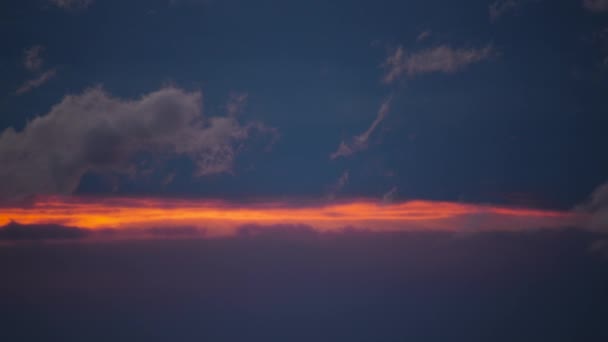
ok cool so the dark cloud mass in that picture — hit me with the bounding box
[0,87,276,200]
[0,221,88,241]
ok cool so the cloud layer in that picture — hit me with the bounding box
[0,87,276,200]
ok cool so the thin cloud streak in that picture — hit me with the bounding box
[383,45,495,83]
[15,69,57,95]
[331,96,392,159]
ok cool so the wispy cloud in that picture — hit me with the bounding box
[50,0,94,10]
[328,170,350,200]
[382,186,398,203]
[575,181,608,232]
[15,69,57,95]
[416,30,432,42]
[583,0,608,12]
[226,92,248,117]
[330,96,392,159]
[382,45,494,84]
[489,0,520,21]
[23,45,45,72]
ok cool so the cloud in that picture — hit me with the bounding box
[0,221,88,241]
[416,30,432,42]
[383,45,495,84]
[0,86,276,200]
[50,0,94,10]
[15,69,57,95]
[23,45,45,72]
[226,92,248,117]
[575,181,608,232]
[489,0,519,21]
[169,0,213,7]
[583,0,608,12]
[328,170,350,199]
[330,96,392,159]
[382,186,398,203]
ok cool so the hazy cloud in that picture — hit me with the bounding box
[331,96,392,159]
[382,186,398,203]
[15,69,57,95]
[489,0,519,21]
[328,170,350,199]
[583,0,608,12]
[226,92,248,117]
[576,181,608,232]
[416,30,432,42]
[23,45,44,72]
[383,45,494,84]
[50,0,94,10]
[0,86,276,200]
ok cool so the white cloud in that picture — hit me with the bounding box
[0,86,276,200]
[330,96,392,159]
[15,69,57,95]
[583,0,608,12]
[383,45,494,84]
[23,45,44,72]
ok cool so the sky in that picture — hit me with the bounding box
[1,1,608,340]
[1,0,608,234]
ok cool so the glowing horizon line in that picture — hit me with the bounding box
[0,196,585,236]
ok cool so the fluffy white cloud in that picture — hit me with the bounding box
[383,45,494,84]
[0,87,276,200]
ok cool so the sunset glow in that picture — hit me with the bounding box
[0,196,584,237]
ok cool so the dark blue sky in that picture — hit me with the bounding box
[1,0,608,209]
